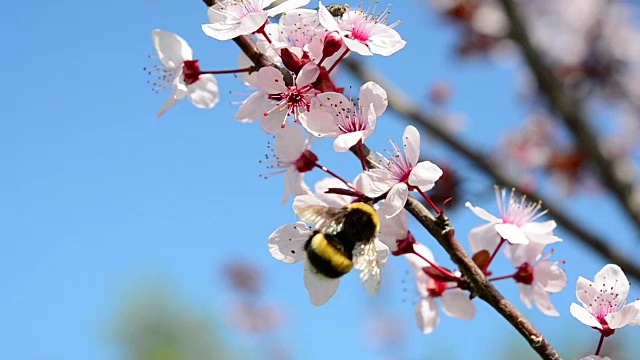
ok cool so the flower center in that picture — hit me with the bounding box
[182,60,202,85]
[427,278,446,297]
[342,3,399,44]
[495,187,547,227]
[380,140,412,183]
[513,262,534,285]
[589,279,626,322]
[295,150,318,173]
[265,84,316,128]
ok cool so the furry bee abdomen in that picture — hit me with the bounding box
[305,233,353,278]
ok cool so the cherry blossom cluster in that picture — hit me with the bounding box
[147,0,640,357]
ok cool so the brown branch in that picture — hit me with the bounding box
[351,144,560,360]
[405,199,560,360]
[341,58,640,284]
[496,0,640,236]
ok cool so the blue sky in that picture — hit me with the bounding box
[1,1,639,359]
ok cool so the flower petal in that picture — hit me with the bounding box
[441,289,476,320]
[314,177,351,208]
[535,261,567,293]
[358,81,388,117]
[299,110,341,137]
[532,284,559,316]
[275,125,306,161]
[333,131,364,152]
[576,276,597,308]
[415,298,439,334]
[519,284,533,309]
[283,167,312,205]
[503,242,545,266]
[187,74,220,109]
[384,183,409,218]
[292,194,327,217]
[468,223,500,254]
[257,66,288,94]
[267,0,311,17]
[260,110,288,134]
[606,303,639,329]
[408,161,443,189]
[570,303,602,328]
[157,94,181,118]
[402,125,420,166]
[236,12,270,37]
[465,202,501,223]
[367,27,406,56]
[343,37,373,56]
[268,222,311,263]
[304,261,340,306]
[521,220,557,234]
[236,91,268,122]
[151,29,192,68]
[495,223,529,245]
[317,1,341,32]
[296,62,320,87]
[405,242,436,275]
[594,264,630,300]
[355,169,397,197]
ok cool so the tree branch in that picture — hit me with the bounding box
[341,57,640,284]
[496,0,640,236]
[351,144,560,360]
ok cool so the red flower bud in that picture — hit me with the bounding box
[322,31,343,59]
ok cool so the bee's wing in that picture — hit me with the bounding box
[296,205,345,232]
[353,240,382,296]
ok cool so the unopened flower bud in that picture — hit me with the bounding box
[322,31,343,59]
[280,48,309,74]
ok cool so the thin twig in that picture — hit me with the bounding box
[341,58,640,283]
[496,0,640,236]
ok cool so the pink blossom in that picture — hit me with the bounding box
[235,62,320,134]
[406,243,475,334]
[264,125,316,204]
[149,30,219,117]
[504,242,567,316]
[570,264,640,335]
[466,187,562,247]
[356,125,443,217]
[318,1,406,56]
[299,81,388,152]
[202,0,311,41]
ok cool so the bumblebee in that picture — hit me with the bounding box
[297,202,383,295]
[326,4,348,18]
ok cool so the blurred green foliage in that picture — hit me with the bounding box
[112,283,244,360]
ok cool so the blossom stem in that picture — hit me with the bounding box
[595,333,605,355]
[326,48,350,74]
[315,163,363,196]
[412,250,458,280]
[415,187,442,215]
[484,238,507,273]
[255,27,272,44]
[488,274,515,282]
[356,140,367,171]
[201,66,254,75]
